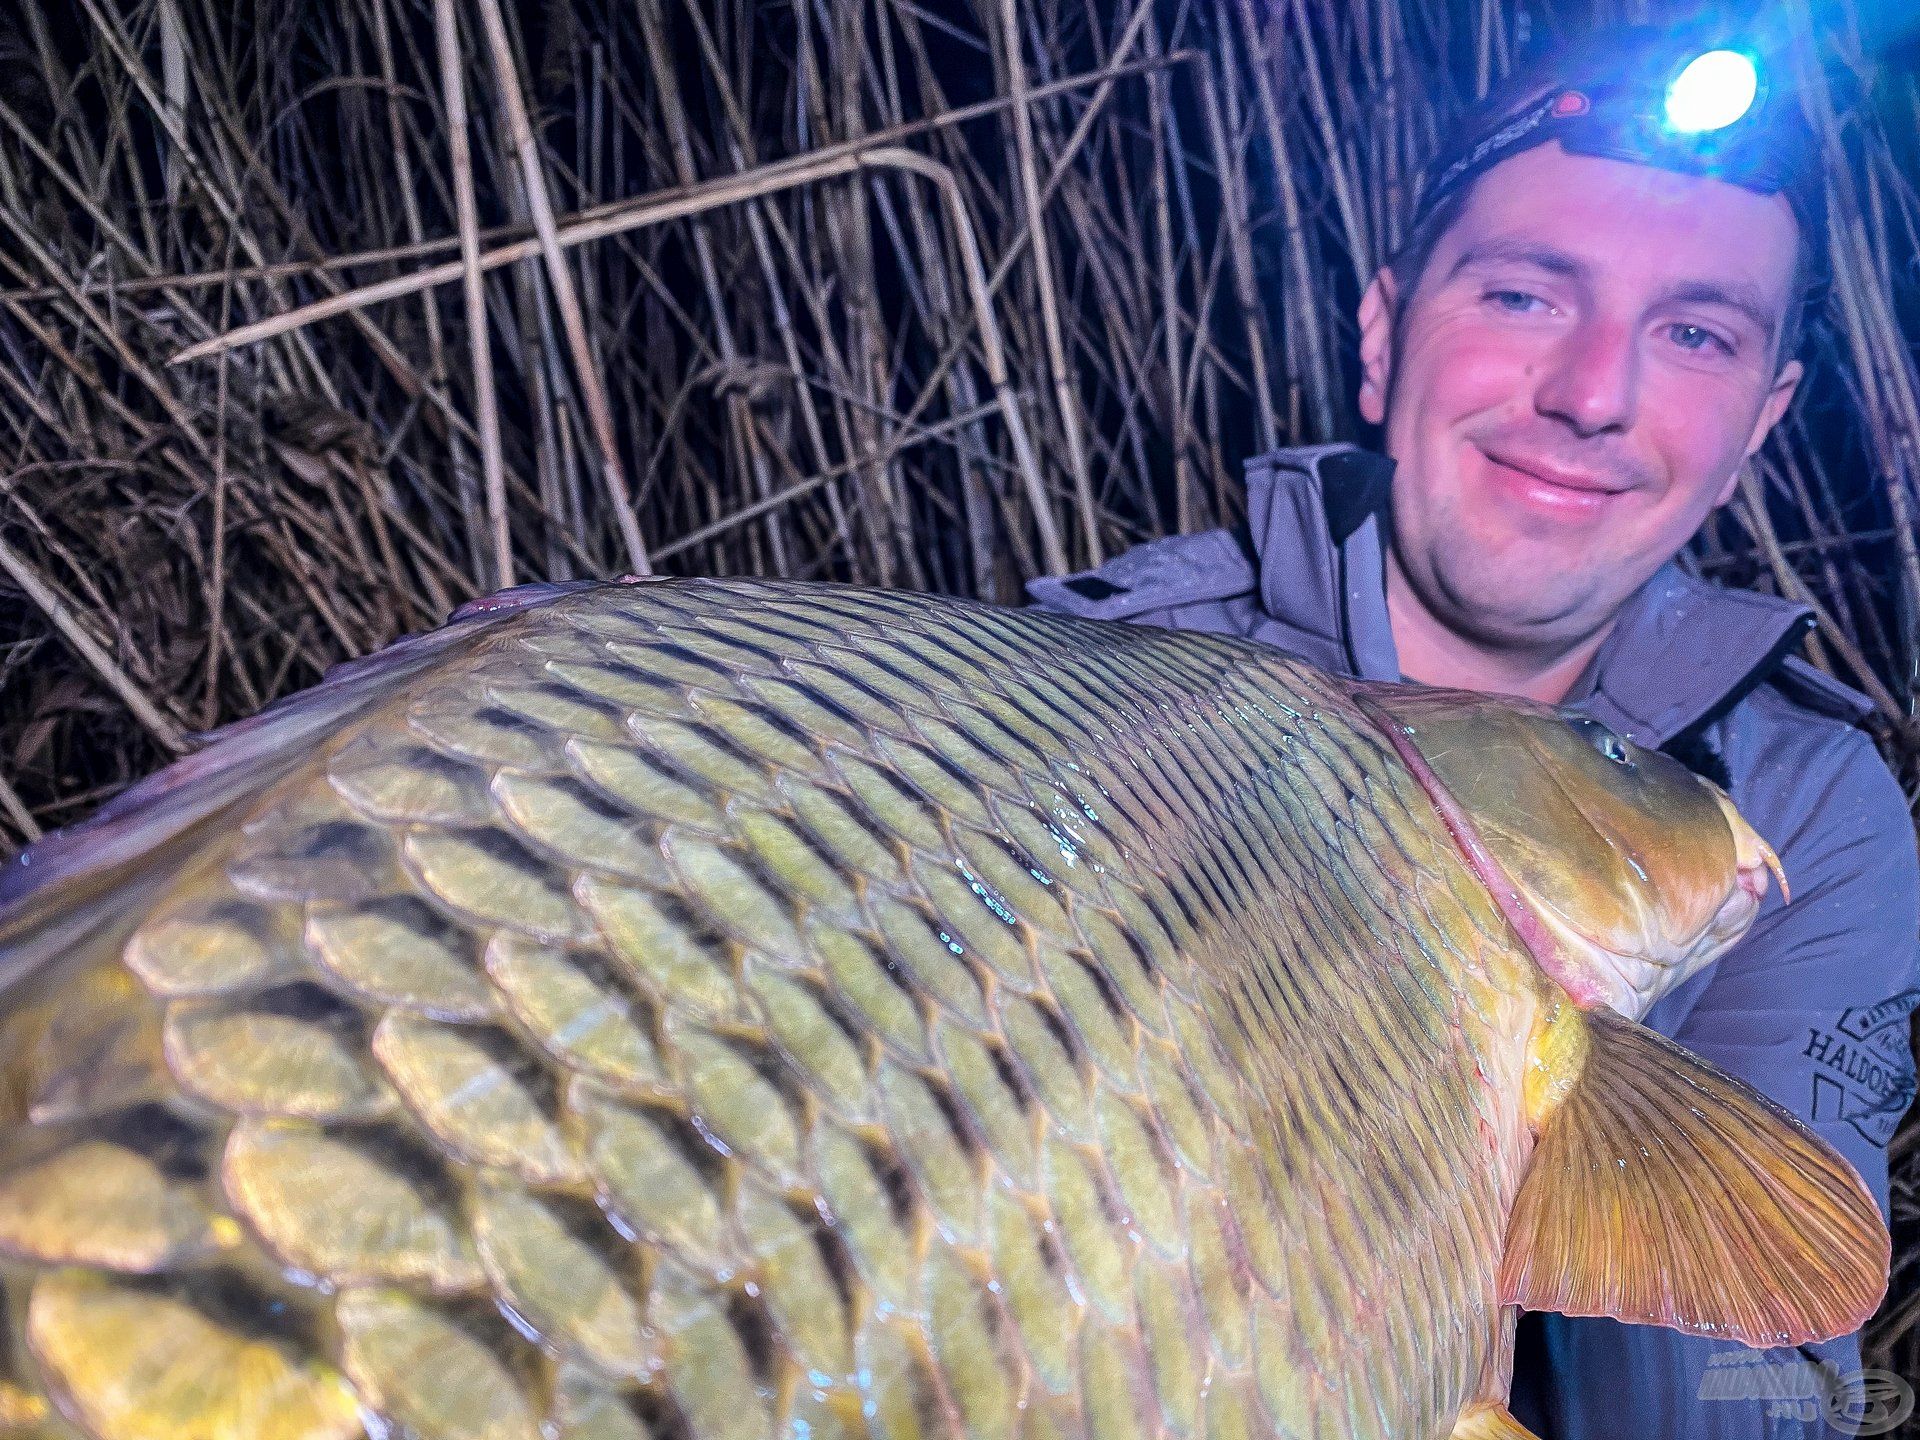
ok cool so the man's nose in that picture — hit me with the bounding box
[1535,318,1639,436]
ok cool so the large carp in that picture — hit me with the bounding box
[0,579,1886,1440]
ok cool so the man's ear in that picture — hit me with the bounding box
[1358,268,1399,426]
[1716,358,1804,505]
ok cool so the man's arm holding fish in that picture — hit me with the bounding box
[1512,715,1920,1439]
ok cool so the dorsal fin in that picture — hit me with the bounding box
[1501,1006,1888,1346]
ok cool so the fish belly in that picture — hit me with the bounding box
[0,580,1533,1440]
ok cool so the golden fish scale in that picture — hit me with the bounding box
[0,580,1537,1440]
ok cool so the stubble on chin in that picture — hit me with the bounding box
[1423,532,1608,644]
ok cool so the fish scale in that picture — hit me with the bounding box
[0,577,1885,1440]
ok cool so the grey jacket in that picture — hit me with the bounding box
[1028,443,1920,1440]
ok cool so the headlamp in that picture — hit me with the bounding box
[1422,37,1793,204]
[1663,49,1761,134]
[1408,25,1829,324]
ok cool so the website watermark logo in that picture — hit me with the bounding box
[1699,1353,1914,1436]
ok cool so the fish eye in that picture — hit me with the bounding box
[1569,716,1634,767]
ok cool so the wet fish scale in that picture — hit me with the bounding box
[0,577,1775,1440]
[468,1174,658,1380]
[162,985,390,1120]
[483,935,666,1094]
[491,770,675,886]
[125,894,304,997]
[911,854,1036,990]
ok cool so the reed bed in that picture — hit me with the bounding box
[3,0,1919,1378]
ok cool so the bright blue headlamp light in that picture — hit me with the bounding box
[1664,49,1761,134]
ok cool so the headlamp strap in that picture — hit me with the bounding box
[1426,87,1574,203]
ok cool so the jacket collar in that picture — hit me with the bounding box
[1243,443,1819,747]
[1241,444,1401,683]
[1569,563,1815,745]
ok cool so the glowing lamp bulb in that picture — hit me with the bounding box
[1664,49,1759,134]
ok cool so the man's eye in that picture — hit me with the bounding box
[1487,289,1549,314]
[1667,322,1733,356]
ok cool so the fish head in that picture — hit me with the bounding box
[1358,687,1782,1019]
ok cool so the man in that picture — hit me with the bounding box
[1029,26,1919,1439]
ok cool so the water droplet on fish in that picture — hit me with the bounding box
[499,1302,543,1345]
[956,860,1017,926]
[689,1114,734,1159]
[1046,823,1080,868]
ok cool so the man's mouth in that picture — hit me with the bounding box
[1479,445,1638,513]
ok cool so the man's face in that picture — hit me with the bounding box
[1358,142,1804,657]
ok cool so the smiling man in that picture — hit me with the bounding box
[1031,25,1919,1439]
[1364,139,1804,707]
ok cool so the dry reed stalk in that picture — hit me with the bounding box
[432,0,511,588]
[472,0,648,575]
[169,143,1066,572]
[995,0,1099,564]
[0,534,186,754]
[0,768,39,844]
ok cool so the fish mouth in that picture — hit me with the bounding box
[1503,790,1782,1018]
[1511,882,1762,1020]
[1711,784,1788,907]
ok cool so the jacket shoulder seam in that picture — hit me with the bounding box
[1025,529,1256,621]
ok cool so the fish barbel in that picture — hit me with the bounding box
[0,578,1886,1440]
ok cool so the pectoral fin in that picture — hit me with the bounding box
[1501,1006,1888,1346]
[1450,1404,1540,1440]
